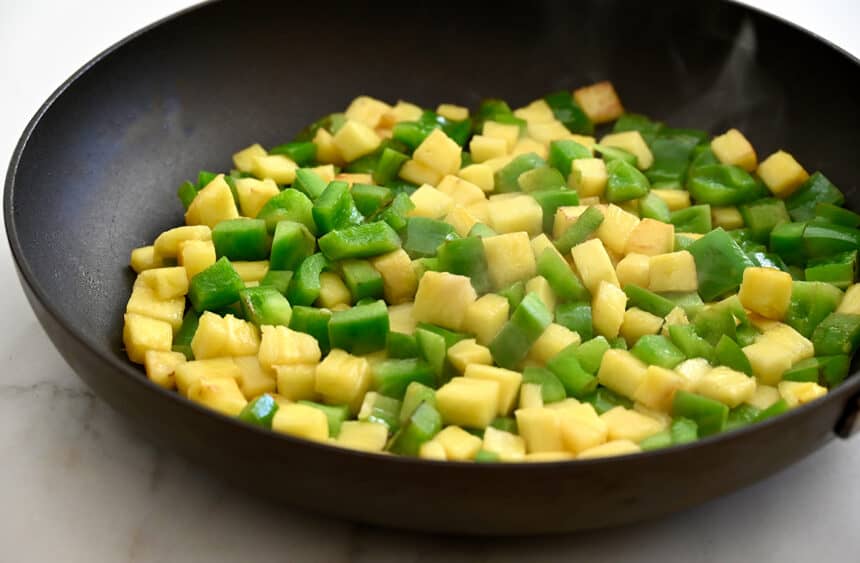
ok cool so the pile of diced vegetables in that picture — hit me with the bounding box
[123,80,860,462]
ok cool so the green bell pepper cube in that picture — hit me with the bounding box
[371,359,435,399]
[196,170,218,188]
[256,187,316,234]
[172,309,200,359]
[269,141,317,166]
[572,336,611,374]
[782,358,820,383]
[611,337,628,350]
[546,345,598,398]
[787,355,850,387]
[400,382,437,424]
[351,184,394,218]
[344,152,379,174]
[805,250,856,288]
[495,153,547,193]
[298,400,349,437]
[754,399,788,422]
[293,168,328,200]
[413,257,439,279]
[489,292,553,369]
[403,217,458,258]
[498,280,526,311]
[747,251,789,271]
[416,323,469,349]
[670,417,698,444]
[372,147,410,186]
[785,172,844,221]
[318,221,402,261]
[270,221,315,271]
[670,204,712,234]
[693,306,736,346]
[581,386,633,414]
[554,205,604,254]
[735,324,760,347]
[631,335,685,369]
[802,222,860,259]
[287,253,329,306]
[522,366,567,403]
[531,189,580,233]
[468,223,498,238]
[312,180,362,234]
[645,134,698,188]
[554,302,593,341]
[474,449,501,463]
[392,121,437,151]
[436,237,492,294]
[328,300,389,355]
[812,312,860,356]
[639,430,673,451]
[188,257,245,312]
[237,394,279,428]
[259,270,293,295]
[415,328,448,382]
[548,139,592,178]
[688,147,720,171]
[489,416,518,434]
[537,248,589,302]
[612,113,664,145]
[661,291,705,317]
[594,144,637,167]
[784,281,844,338]
[738,198,790,243]
[292,112,344,142]
[380,192,415,232]
[686,164,759,205]
[340,259,384,302]
[211,218,270,261]
[239,286,292,327]
[814,202,860,228]
[674,234,697,251]
[672,391,728,436]
[639,191,672,223]
[769,221,808,265]
[387,331,418,359]
[388,401,443,456]
[605,159,650,203]
[518,167,566,192]
[288,305,331,353]
[663,127,709,144]
[177,180,197,210]
[726,403,761,431]
[668,325,715,362]
[544,91,594,135]
[687,228,755,301]
[714,335,752,375]
[623,284,676,317]
[358,393,401,433]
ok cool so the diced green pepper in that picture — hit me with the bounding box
[292,168,328,200]
[639,191,672,223]
[400,382,437,424]
[188,257,245,312]
[581,386,632,414]
[785,281,844,338]
[239,286,292,327]
[639,430,672,451]
[554,302,593,341]
[468,223,497,238]
[351,184,394,217]
[687,228,754,301]
[489,416,518,434]
[340,259,384,302]
[371,359,435,399]
[387,331,418,359]
[259,270,293,295]
[726,403,761,431]
[769,221,808,265]
[785,172,844,221]
[546,345,598,398]
[522,366,567,403]
[670,417,698,444]
[802,222,860,259]
[548,139,592,178]
[495,153,546,193]
[814,203,860,228]
[544,91,594,135]
[805,250,856,288]
[518,168,566,192]
[256,187,316,234]
[269,141,317,166]
[645,134,698,188]
[672,391,728,436]
[237,394,279,428]
[686,164,759,205]
[269,220,315,271]
[738,198,790,243]
[404,217,458,258]
[489,292,553,369]
[605,159,650,203]
[668,324,714,362]
[328,300,389,355]
[313,181,362,234]
[211,218,272,261]
[388,402,443,456]
[288,305,331,353]
[661,291,705,317]
[670,204,712,234]
[537,248,589,302]
[812,312,860,356]
[623,284,677,318]
[612,113,664,145]
[571,336,611,374]
[498,280,525,311]
[372,147,410,186]
[754,399,788,422]
[380,192,415,232]
[296,400,349,437]
[554,205,604,254]
[784,355,850,387]
[531,189,580,233]
[594,144,637,167]
[287,253,329,306]
[177,180,197,210]
[415,328,448,382]
[693,305,736,346]
[714,335,752,375]
[358,393,401,433]
[436,237,492,294]
[474,449,500,463]
[318,221,402,261]
[172,309,200,359]
[631,335,685,369]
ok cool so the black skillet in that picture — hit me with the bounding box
[6,0,860,535]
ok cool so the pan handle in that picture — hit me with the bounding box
[835,393,860,438]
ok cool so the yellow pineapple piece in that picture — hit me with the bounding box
[310,164,336,183]
[251,154,298,184]
[336,420,388,452]
[232,143,267,173]
[232,261,268,283]
[408,184,455,219]
[711,128,757,171]
[399,159,442,186]
[619,307,663,344]
[385,100,423,124]
[569,158,608,198]
[447,339,493,374]
[413,128,462,176]
[601,406,664,442]
[595,203,640,255]
[553,205,589,239]
[312,128,344,165]
[185,175,239,228]
[174,357,239,396]
[661,306,690,337]
[571,238,619,293]
[419,440,448,460]
[527,120,571,145]
[633,365,684,411]
[465,199,490,223]
[615,253,651,288]
[369,249,417,305]
[178,239,216,280]
[514,99,556,123]
[482,232,537,290]
[487,194,543,236]
[625,219,675,256]
[345,96,392,128]
[711,206,745,230]
[778,381,827,407]
[482,426,526,461]
[258,325,321,372]
[525,276,556,314]
[125,281,184,332]
[187,376,248,416]
[757,150,809,198]
[436,376,500,428]
[600,131,653,169]
[470,135,508,163]
[445,206,481,238]
[153,225,212,259]
[482,155,515,173]
[130,245,161,273]
[235,177,279,218]
[515,407,564,453]
[592,281,628,339]
[143,350,186,390]
[413,271,478,331]
[436,174,486,206]
[675,358,712,390]
[651,188,691,211]
[316,272,351,309]
[527,323,580,365]
[519,383,544,409]
[556,403,608,454]
[648,251,698,293]
[837,283,860,314]
[387,302,416,335]
[314,349,371,413]
[233,355,276,399]
[191,312,260,360]
[577,439,641,459]
[464,364,523,415]
[332,120,381,162]
[483,121,520,152]
[531,233,565,263]
[597,349,648,399]
[435,426,483,461]
[436,103,469,121]
[271,403,329,441]
[275,364,318,401]
[458,163,494,192]
[738,267,792,320]
[462,294,510,345]
[512,138,549,159]
[573,81,624,124]
[694,366,756,408]
[746,384,780,410]
[139,266,189,299]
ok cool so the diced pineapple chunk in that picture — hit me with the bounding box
[331,120,381,162]
[185,175,239,228]
[592,281,628,339]
[458,163,494,192]
[387,302,416,335]
[233,355,276,399]
[695,366,756,408]
[436,103,469,121]
[272,403,329,441]
[235,177,279,218]
[386,100,423,124]
[601,406,664,442]
[482,155,515,173]
[413,128,462,176]
[711,206,745,230]
[557,403,608,453]
[465,199,490,223]
[470,135,508,163]
[370,249,418,305]
[742,341,792,386]
[312,128,344,165]
[419,440,448,460]
[144,350,186,389]
[187,376,248,416]
[569,158,608,198]
[746,384,780,410]
[437,377,500,429]
[633,365,684,411]
[408,184,455,219]
[710,128,757,171]
[837,284,860,314]
[514,99,556,123]
[232,143,267,173]
[597,349,648,399]
[251,154,298,184]
[345,96,392,128]
[552,205,589,239]
[447,339,493,374]
[316,272,351,309]
[577,439,641,459]
[527,120,571,145]
[625,219,674,256]
[275,364,318,401]
[571,238,619,293]
[436,175,486,206]
[464,364,523,415]
[314,349,370,413]
[528,323,580,365]
[139,266,189,299]
[515,407,564,453]
[595,204,640,255]
[512,138,549,159]
[190,312,259,360]
[487,194,544,236]
[648,251,698,293]
[413,271,478,331]
[178,239,216,280]
[232,261,268,283]
[573,81,624,124]
[778,381,827,407]
[757,150,809,198]
[309,164,336,183]
[482,232,537,290]
[336,420,388,452]
[525,276,556,314]
[738,267,792,320]
[651,188,691,211]
[258,325,321,371]
[482,426,526,461]
[445,206,480,238]
[462,294,510,345]
[130,245,161,273]
[483,121,520,151]
[174,357,240,396]
[519,383,544,409]
[399,159,442,186]
[619,307,663,344]
[615,253,651,288]
[600,131,653,170]
[675,358,712,390]
[126,281,184,331]
[435,426,483,461]
[153,225,212,259]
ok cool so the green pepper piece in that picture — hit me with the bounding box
[687,228,754,301]
[318,222,402,261]
[313,181,362,234]
[436,237,492,294]
[737,198,790,243]
[269,141,317,166]
[416,323,469,349]
[661,291,705,318]
[403,217,458,258]
[537,248,589,302]
[781,358,820,383]
[623,284,676,317]
[812,312,860,356]
[328,300,389,355]
[495,153,547,193]
[805,250,856,288]
[400,382,437,424]
[292,112,345,142]
[521,366,567,403]
[372,147,410,186]
[662,127,709,145]
[298,400,349,437]
[714,335,752,375]
[639,430,672,451]
[351,184,394,218]
[237,394,279,428]
[531,189,580,233]
[292,168,328,200]
[594,144,637,167]
[554,302,593,341]
[340,259,384,302]
[544,91,594,135]
[196,170,218,188]
[379,192,415,232]
[546,345,598,398]
[497,281,525,311]
[474,449,500,463]
[687,147,719,172]
[686,164,759,205]
[672,391,728,436]
[802,222,860,259]
[645,134,698,188]
[630,335,685,369]
[468,223,498,238]
[554,205,604,254]
[489,292,553,369]
[518,167,565,193]
[813,203,860,228]
[754,399,788,422]
[388,402,443,456]
[670,417,698,444]
[287,253,329,306]
[357,393,401,433]
[288,305,331,353]
[177,180,197,210]
[371,359,435,399]
[668,325,714,362]
[547,139,592,179]
[415,328,448,382]
[784,281,844,338]
[256,187,316,234]
[769,221,808,265]
[239,286,292,327]
[693,306,736,346]
[784,172,845,221]
[572,336,611,374]
[639,192,672,223]
[734,324,760,347]
[674,234,696,251]
[270,221,315,271]
[489,416,518,434]
[581,386,633,414]
[387,332,418,359]
[611,337,628,350]
[392,121,437,151]
[726,404,761,431]
[670,204,712,234]
[259,270,293,295]
[442,118,472,147]
[188,257,245,312]
[612,113,664,144]
[172,309,200,360]
[605,159,650,203]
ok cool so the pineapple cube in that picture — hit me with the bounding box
[413,128,462,176]
[592,280,628,339]
[233,355,276,399]
[633,365,685,411]
[144,350,186,390]
[235,177,279,218]
[763,324,814,363]
[458,163,494,192]
[462,294,510,345]
[251,154,298,184]
[312,128,344,165]
[601,406,664,442]
[464,364,523,415]
[408,184,454,219]
[695,366,756,408]
[487,194,544,236]
[711,129,757,172]
[139,267,189,299]
[577,439,641,459]
[191,312,260,360]
[483,121,520,151]
[310,164,336,183]
[600,131,653,170]
[573,81,624,124]
[553,205,589,239]
[569,158,608,198]
[130,245,161,273]
[465,199,490,223]
[482,426,526,461]
[738,267,792,320]
[435,426,483,461]
[126,282,184,331]
[258,325,321,371]
[648,251,698,293]
[758,150,809,198]
[675,358,712,390]
[742,341,792,386]
[711,206,745,230]
[619,307,663,344]
[436,175,486,206]
[778,381,827,407]
[634,403,672,428]
[387,302,416,334]
[370,249,418,305]
[332,120,381,162]
[595,204,640,255]
[615,253,651,288]
[232,261,269,283]
[232,143,267,173]
[527,323,580,365]
[528,120,571,145]
[419,440,448,460]
[413,271,478,331]
[525,276,556,314]
[386,100,423,124]
[445,206,481,238]
[515,407,564,453]
[746,384,781,410]
[336,171,374,187]
[271,403,329,441]
[400,159,442,186]
[447,339,493,374]
[470,135,508,162]
[512,138,549,159]
[597,349,648,399]
[513,99,556,123]
[482,155,515,173]
[572,238,619,293]
[557,403,608,454]
[185,175,239,228]
[661,307,689,338]
[651,188,691,210]
[345,96,392,128]
[275,364,318,401]
[625,219,675,256]
[436,377,500,428]
[436,103,469,121]
[314,349,371,413]
[316,272,351,309]
[837,284,860,314]
[153,225,212,258]
[178,239,216,280]
[530,233,563,262]
[187,376,248,416]
[482,232,537,289]
[174,357,240,396]
[336,420,388,452]
[519,383,544,409]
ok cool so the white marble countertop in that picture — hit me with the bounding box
[2,1,860,561]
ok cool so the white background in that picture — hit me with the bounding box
[1,1,859,561]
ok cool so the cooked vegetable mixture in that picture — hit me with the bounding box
[124,81,860,462]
